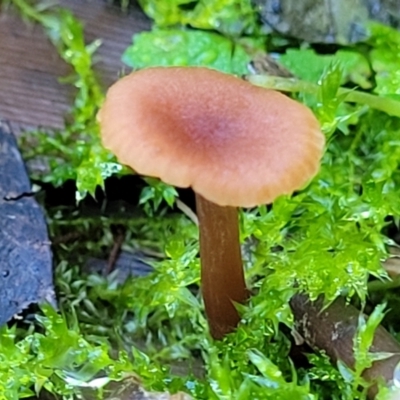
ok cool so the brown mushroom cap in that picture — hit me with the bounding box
[99,67,325,207]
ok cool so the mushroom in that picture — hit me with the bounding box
[98,66,325,339]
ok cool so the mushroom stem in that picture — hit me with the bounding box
[195,193,248,339]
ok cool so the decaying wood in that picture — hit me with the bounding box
[39,374,194,400]
[291,294,400,398]
[0,0,150,132]
[0,121,55,323]
[102,375,193,400]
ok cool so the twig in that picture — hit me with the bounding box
[105,225,126,275]
[52,231,82,245]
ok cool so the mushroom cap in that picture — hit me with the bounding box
[98,67,325,207]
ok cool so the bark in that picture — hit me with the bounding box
[291,293,400,398]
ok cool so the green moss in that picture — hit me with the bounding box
[5,1,400,399]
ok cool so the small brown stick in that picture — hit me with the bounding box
[52,231,82,245]
[290,294,400,398]
[105,225,126,275]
